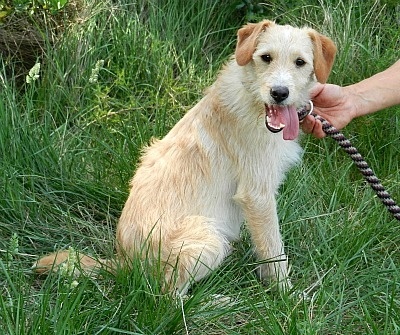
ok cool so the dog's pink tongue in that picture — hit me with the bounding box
[266,105,300,140]
[281,105,299,140]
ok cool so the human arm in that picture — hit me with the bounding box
[302,60,400,138]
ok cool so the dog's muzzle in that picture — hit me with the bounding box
[264,100,313,140]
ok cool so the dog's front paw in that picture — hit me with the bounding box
[258,259,292,292]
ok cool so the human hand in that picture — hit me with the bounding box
[302,83,356,138]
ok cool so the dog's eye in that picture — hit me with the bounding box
[261,54,272,63]
[295,58,306,67]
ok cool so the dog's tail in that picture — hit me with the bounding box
[32,248,115,276]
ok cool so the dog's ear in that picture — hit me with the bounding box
[235,20,274,66]
[308,30,337,83]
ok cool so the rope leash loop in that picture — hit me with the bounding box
[298,101,400,221]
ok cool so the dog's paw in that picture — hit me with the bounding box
[257,262,292,292]
[32,248,102,276]
[32,251,72,274]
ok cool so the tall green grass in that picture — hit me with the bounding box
[1,0,399,333]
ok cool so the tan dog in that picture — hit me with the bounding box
[34,20,336,294]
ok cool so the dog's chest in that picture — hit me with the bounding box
[231,125,302,187]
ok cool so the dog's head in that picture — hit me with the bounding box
[235,20,336,140]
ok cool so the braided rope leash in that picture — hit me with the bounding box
[298,101,400,221]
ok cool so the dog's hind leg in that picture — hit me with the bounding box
[162,216,231,294]
[32,249,114,276]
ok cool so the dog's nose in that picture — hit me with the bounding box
[270,86,289,103]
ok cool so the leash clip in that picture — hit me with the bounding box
[306,100,314,116]
[298,100,314,122]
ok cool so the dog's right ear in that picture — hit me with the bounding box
[235,20,274,66]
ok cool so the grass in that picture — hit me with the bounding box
[1,0,400,333]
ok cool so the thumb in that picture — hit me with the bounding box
[310,82,325,99]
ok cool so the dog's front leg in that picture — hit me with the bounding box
[234,188,291,291]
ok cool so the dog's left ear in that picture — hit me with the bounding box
[235,20,275,66]
[308,30,337,83]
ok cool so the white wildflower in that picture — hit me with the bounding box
[6,233,19,265]
[9,233,19,256]
[26,62,41,84]
[89,59,105,84]
[70,280,79,288]
[59,246,78,277]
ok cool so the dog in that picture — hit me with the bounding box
[34,20,336,294]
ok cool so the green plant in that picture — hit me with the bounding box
[1,0,399,333]
[0,0,69,20]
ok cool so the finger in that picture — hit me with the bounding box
[312,119,326,139]
[301,116,326,138]
[309,82,325,99]
[301,115,316,134]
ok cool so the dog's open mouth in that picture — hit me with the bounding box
[265,104,299,140]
